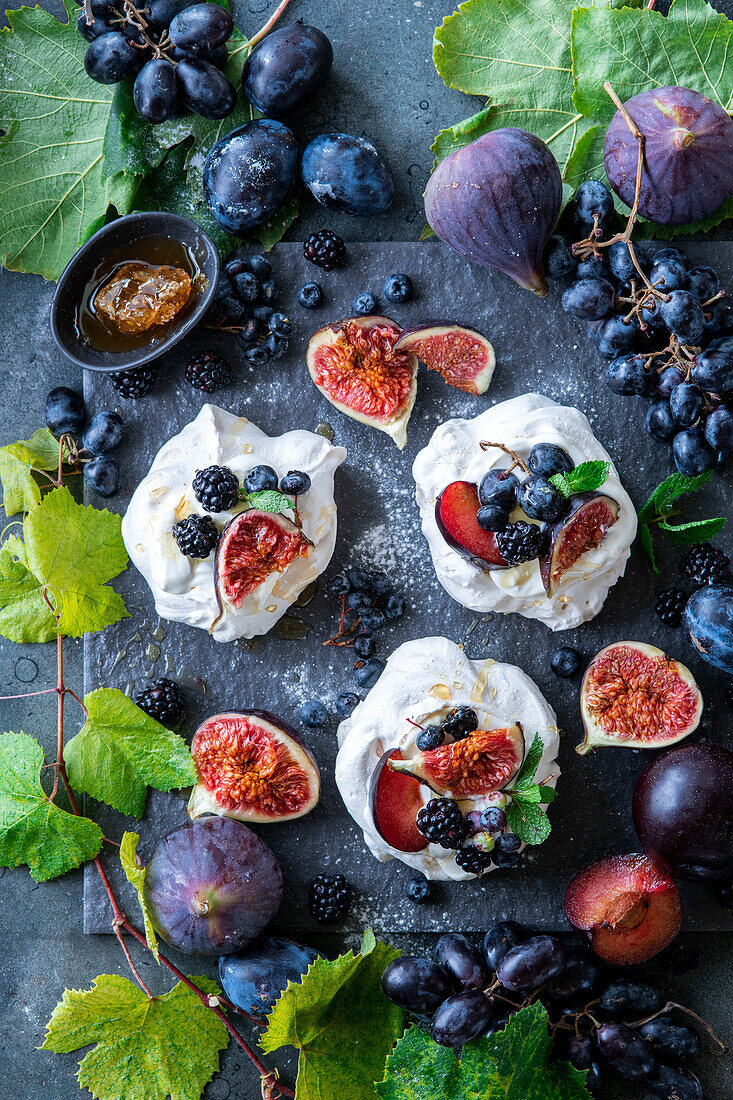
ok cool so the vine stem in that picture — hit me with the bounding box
[246,0,294,49]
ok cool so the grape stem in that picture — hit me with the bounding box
[627,1000,727,1055]
[478,440,530,474]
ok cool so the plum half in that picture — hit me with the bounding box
[435,480,510,569]
[144,817,283,956]
[564,853,682,965]
[367,749,426,853]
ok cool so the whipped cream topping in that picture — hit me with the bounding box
[121,404,346,642]
[335,636,559,880]
[412,393,637,631]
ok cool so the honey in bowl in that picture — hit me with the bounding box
[76,235,208,353]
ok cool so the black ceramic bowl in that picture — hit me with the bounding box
[50,211,220,372]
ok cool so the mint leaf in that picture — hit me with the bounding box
[638,469,713,523]
[241,489,296,513]
[0,731,103,882]
[120,831,159,961]
[511,732,544,789]
[0,535,57,643]
[659,516,726,545]
[537,784,558,803]
[0,428,60,516]
[0,0,138,280]
[261,928,404,1100]
[638,523,660,574]
[506,796,552,845]
[65,688,196,817]
[42,974,228,1100]
[378,1004,591,1099]
[550,460,609,499]
[22,486,129,637]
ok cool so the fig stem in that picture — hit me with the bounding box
[479,440,530,474]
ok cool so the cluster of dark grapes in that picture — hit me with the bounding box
[76,0,236,123]
[207,251,292,366]
[545,179,733,477]
[382,924,709,1098]
[45,386,124,497]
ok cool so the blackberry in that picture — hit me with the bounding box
[309,873,351,923]
[455,846,493,874]
[441,705,479,740]
[416,798,468,850]
[406,875,431,902]
[655,587,688,628]
[109,366,157,399]
[303,230,346,271]
[683,543,730,587]
[192,465,240,512]
[185,351,232,393]
[135,677,185,725]
[172,513,219,558]
[416,724,444,751]
[496,521,546,565]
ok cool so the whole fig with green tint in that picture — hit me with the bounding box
[423,128,562,297]
[604,86,733,226]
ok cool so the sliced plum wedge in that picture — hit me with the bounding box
[436,480,510,568]
[368,749,426,853]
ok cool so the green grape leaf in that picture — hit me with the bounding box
[377,1004,591,1099]
[0,0,138,281]
[65,689,197,818]
[550,460,609,499]
[261,928,404,1100]
[659,516,726,545]
[42,974,228,1100]
[0,428,60,517]
[120,831,159,961]
[506,795,552,845]
[0,534,58,643]
[0,731,103,882]
[22,486,128,637]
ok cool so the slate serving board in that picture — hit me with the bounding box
[83,241,733,935]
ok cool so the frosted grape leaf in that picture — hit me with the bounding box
[0,731,103,882]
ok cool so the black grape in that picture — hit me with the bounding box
[594,1023,656,1080]
[84,32,139,84]
[496,935,566,992]
[434,934,487,992]
[482,921,526,972]
[430,990,493,1047]
[169,2,233,55]
[147,0,193,26]
[176,58,235,119]
[133,58,177,124]
[381,956,453,1013]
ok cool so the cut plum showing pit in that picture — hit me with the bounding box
[368,749,427,853]
[539,491,619,597]
[435,480,510,568]
[188,711,320,823]
[387,724,524,797]
[564,853,682,965]
[394,322,495,395]
[577,641,702,755]
[215,509,311,610]
[306,315,417,448]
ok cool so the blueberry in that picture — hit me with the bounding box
[384,593,405,619]
[493,850,520,869]
[254,305,274,323]
[268,312,292,338]
[84,455,121,497]
[354,657,384,688]
[550,646,582,678]
[479,807,506,832]
[280,470,311,495]
[45,387,85,436]
[416,724,444,751]
[335,691,359,717]
[245,344,270,366]
[300,699,327,727]
[329,572,350,596]
[478,470,518,510]
[369,571,392,597]
[672,428,713,476]
[516,475,567,522]
[353,292,377,315]
[82,410,123,455]
[494,832,521,854]
[574,180,613,225]
[543,235,575,279]
[244,465,278,492]
[353,633,375,658]
[383,273,413,303]
[406,875,431,902]
[360,607,387,631]
[527,443,573,478]
[476,504,508,531]
[297,283,323,309]
[232,270,260,302]
[670,382,704,427]
[646,400,677,443]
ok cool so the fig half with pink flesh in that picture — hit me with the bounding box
[368,749,427,853]
[388,724,524,797]
[188,710,320,823]
[435,480,510,569]
[394,322,495,395]
[539,491,619,596]
[577,641,702,756]
[215,509,311,612]
[306,315,418,448]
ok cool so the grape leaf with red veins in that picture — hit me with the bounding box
[65,689,197,818]
[22,486,129,637]
[0,731,103,882]
[0,535,57,643]
[42,974,228,1100]
[0,428,60,516]
[260,928,404,1100]
[120,831,159,961]
[377,1004,591,1100]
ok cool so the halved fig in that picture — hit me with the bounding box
[539,491,619,596]
[187,711,320,823]
[577,641,702,756]
[368,749,427,853]
[387,724,524,797]
[435,480,510,569]
[564,853,682,965]
[215,509,311,611]
[394,322,495,395]
[306,315,418,448]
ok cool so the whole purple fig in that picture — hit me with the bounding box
[604,86,733,226]
[423,128,562,297]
